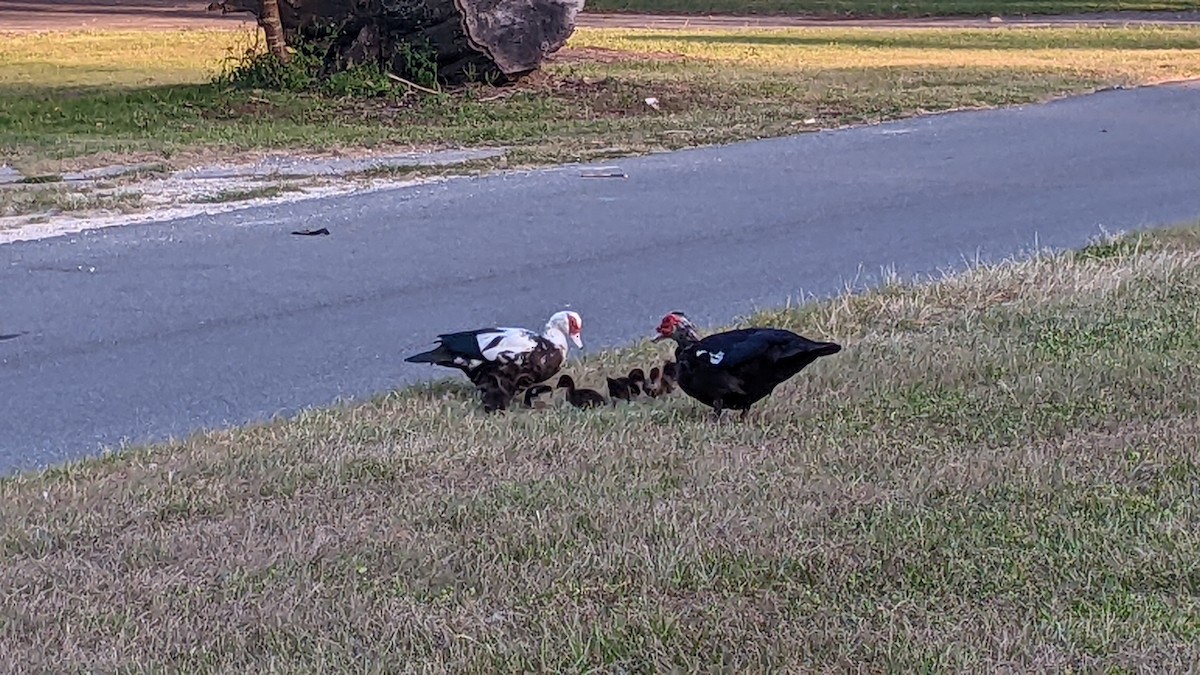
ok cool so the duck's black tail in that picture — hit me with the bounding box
[404,345,452,364]
[778,338,842,371]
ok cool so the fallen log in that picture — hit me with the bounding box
[210,0,586,85]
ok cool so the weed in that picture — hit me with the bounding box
[215,41,322,92]
[215,34,413,98]
[392,39,440,90]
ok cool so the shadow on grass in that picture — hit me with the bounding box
[0,81,380,161]
[621,29,1200,51]
[0,76,578,163]
[0,82,261,133]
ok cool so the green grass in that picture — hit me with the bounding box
[188,184,301,203]
[3,25,1200,173]
[584,0,1199,17]
[3,226,1200,669]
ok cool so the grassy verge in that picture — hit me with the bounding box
[0,185,143,219]
[3,26,1200,174]
[3,226,1200,669]
[187,184,302,204]
[583,0,1199,18]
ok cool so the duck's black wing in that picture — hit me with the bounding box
[405,326,540,365]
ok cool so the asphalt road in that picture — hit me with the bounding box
[3,81,1200,473]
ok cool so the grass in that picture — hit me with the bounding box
[3,25,1200,173]
[3,225,1200,669]
[584,0,1199,17]
[188,184,301,203]
[0,186,142,218]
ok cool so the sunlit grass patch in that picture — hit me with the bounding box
[2,26,1199,173]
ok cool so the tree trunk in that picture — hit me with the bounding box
[211,0,586,86]
[258,0,290,64]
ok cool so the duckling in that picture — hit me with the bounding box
[644,366,663,398]
[556,375,607,409]
[643,365,672,396]
[523,384,554,409]
[659,360,678,395]
[606,375,635,403]
[478,378,515,413]
[606,367,647,404]
[644,362,679,399]
[628,368,647,394]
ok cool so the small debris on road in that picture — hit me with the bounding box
[580,172,627,179]
[291,227,331,236]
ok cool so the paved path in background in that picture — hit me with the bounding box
[579,9,1200,28]
[2,81,1200,473]
[3,0,1200,31]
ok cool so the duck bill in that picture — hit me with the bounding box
[651,334,668,343]
[571,334,584,349]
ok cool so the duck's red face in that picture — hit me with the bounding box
[566,312,583,348]
[652,312,686,342]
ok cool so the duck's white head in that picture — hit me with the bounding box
[545,310,584,350]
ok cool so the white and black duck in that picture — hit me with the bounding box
[652,311,840,420]
[405,310,584,412]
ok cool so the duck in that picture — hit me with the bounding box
[556,374,607,409]
[660,360,679,395]
[606,368,646,404]
[644,366,662,398]
[523,384,554,409]
[644,361,678,398]
[478,376,517,413]
[652,311,841,421]
[404,310,584,412]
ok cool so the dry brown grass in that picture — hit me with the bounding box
[2,228,1200,671]
[0,185,143,219]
